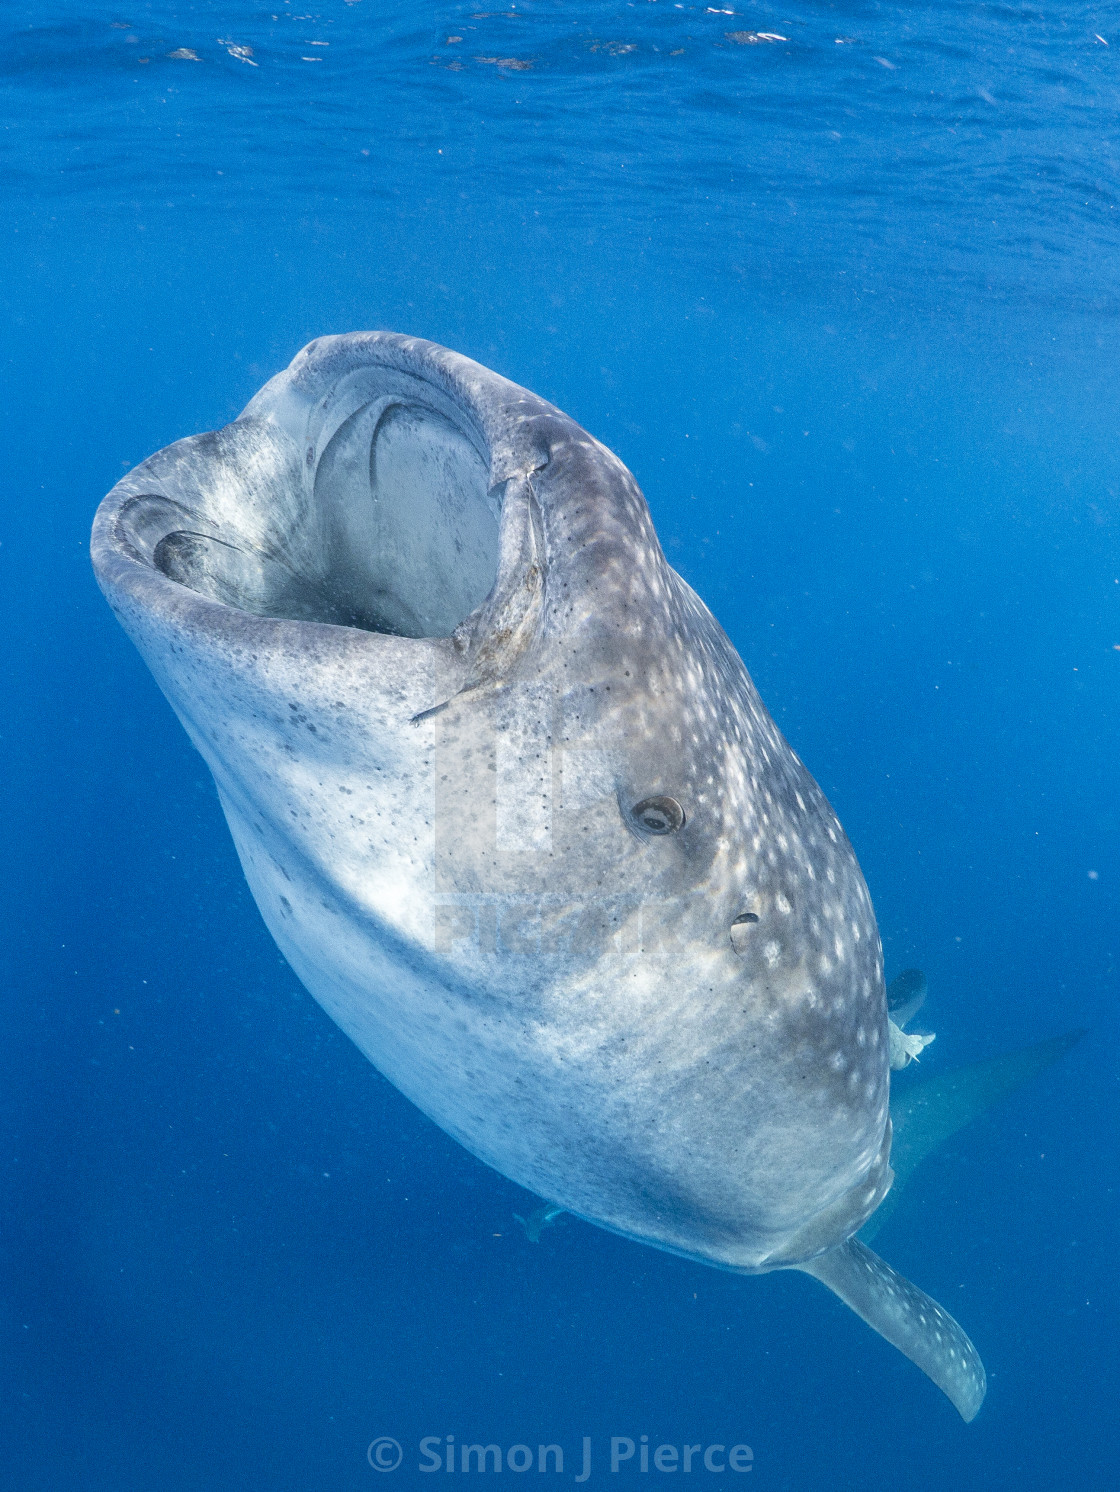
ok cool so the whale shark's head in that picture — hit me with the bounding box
[92,333,891,1273]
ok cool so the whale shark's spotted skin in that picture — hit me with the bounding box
[91,333,985,1420]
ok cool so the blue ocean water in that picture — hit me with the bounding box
[1,2,1117,1487]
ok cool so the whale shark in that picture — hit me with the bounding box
[92,333,987,1419]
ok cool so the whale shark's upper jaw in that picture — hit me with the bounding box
[93,331,663,710]
[98,348,523,647]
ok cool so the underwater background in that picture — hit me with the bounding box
[1,1,1117,1487]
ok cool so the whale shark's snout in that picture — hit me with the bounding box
[91,333,985,1421]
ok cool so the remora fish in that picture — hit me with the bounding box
[91,333,985,1419]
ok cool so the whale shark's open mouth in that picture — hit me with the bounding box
[145,396,500,639]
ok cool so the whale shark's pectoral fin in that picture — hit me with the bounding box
[513,1203,567,1243]
[889,1028,1087,1190]
[886,968,928,1029]
[862,1027,1087,1242]
[795,1238,986,1421]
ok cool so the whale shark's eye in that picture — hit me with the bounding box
[631,796,685,835]
[730,911,760,954]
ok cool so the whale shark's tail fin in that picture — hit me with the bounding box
[796,1238,987,1421]
[863,1026,1087,1242]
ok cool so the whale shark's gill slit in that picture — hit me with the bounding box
[156,396,501,640]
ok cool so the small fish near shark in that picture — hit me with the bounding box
[91,333,1078,1422]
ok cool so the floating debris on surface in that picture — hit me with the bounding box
[166,47,200,60]
[218,38,259,66]
[475,56,533,70]
[726,31,787,44]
